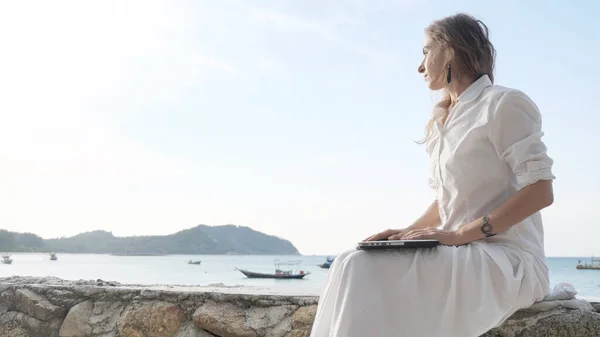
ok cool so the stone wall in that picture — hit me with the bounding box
[1,277,599,337]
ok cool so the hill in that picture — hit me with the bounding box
[0,225,299,255]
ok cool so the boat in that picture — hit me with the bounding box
[49,252,58,261]
[318,256,335,269]
[576,257,600,270]
[1,255,13,265]
[236,260,310,279]
[188,260,201,265]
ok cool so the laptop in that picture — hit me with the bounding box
[357,239,439,250]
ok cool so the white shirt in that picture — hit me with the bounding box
[426,75,555,259]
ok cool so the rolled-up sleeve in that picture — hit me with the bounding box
[488,90,555,188]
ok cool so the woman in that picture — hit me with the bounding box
[309,13,555,337]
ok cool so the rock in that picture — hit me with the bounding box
[286,305,317,337]
[0,287,15,314]
[0,276,68,285]
[268,316,293,337]
[118,302,186,337]
[2,276,600,337]
[193,301,298,337]
[246,305,297,336]
[45,289,82,309]
[89,301,124,336]
[174,322,218,337]
[14,288,65,321]
[0,276,121,288]
[59,300,94,337]
[194,301,258,337]
[0,311,63,337]
[96,279,119,287]
[140,289,163,300]
[482,307,600,336]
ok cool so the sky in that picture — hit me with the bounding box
[0,0,599,257]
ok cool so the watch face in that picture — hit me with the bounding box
[482,223,493,234]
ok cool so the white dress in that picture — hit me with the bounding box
[310,75,556,337]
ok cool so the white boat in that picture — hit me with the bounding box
[1,255,13,265]
[576,257,600,270]
[236,259,310,279]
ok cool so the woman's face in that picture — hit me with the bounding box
[418,34,447,91]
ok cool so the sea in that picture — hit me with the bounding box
[1,253,599,297]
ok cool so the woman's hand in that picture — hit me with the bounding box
[389,228,469,246]
[363,229,407,241]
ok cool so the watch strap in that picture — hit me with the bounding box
[480,214,496,237]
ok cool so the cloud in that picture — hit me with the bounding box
[0,0,238,237]
[0,0,238,114]
[337,0,428,13]
[249,7,398,66]
[257,56,281,72]
[294,155,341,175]
[251,8,327,32]
[199,54,239,76]
[0,0,429,252]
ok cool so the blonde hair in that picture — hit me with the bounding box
[420,14,496,142]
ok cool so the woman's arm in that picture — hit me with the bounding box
[407,199,441,230]
[456,179,553,243]
[397,180,553,245]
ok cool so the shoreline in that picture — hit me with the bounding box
[1,252,593,256]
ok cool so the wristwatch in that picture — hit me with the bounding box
[480,214,496,237]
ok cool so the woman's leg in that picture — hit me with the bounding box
[310,243,548,337]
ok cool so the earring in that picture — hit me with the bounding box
[446,64,452,84]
